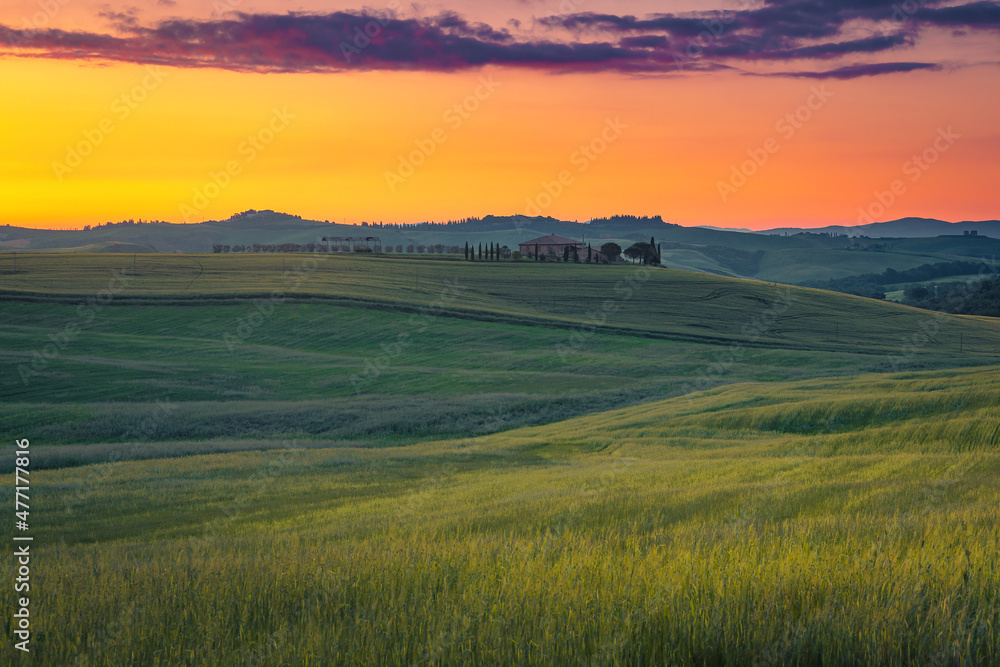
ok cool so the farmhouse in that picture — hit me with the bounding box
[518,234,606,261]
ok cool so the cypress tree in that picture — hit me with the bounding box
[464,242,469,260]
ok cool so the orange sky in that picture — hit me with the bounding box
[1,1,998,230]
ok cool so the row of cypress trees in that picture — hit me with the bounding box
[464,242,509,261]
[461,237,663,264]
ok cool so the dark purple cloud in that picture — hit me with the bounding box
[914,1,1000,26]
[771,61,941,79]
[0,2,996,77]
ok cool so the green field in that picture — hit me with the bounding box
[2,253,999,664]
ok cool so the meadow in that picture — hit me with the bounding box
[4,252,1000,352]
[11,368,1000,665]
[2,253,999,664]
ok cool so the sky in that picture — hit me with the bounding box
[0,0,998,230]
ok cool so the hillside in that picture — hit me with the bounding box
[5,252,1000,471]
[21,364,1000,663]
[4,253,1000,355]
[467,366,1000,457]
[6,250,999,663]
[3,214,999,288]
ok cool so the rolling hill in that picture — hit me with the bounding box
[4,251,999,663]
[760,217,1000,239]
[3,212,999,288]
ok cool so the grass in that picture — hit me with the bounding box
[6,367,998,664]
[2,297,905,462]
[3,252,1000,354]
[2,253,999,664]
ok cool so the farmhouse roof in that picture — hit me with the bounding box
[520,234,582,245]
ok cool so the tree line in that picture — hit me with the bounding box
[901,275,1000,316]
[211,238,665,267]
[812,260,993,300]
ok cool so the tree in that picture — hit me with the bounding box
[624,242,653,264]
[600,242,622,262]
[479,243,483,260]
[535,244,539,261]
[464,242,469,260]
[587,244,592,263]
[572,247,580,263]
[512,250,522,261]
[406,245,415,253]
[563,246,570,262]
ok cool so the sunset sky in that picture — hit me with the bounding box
[1,0,998,230]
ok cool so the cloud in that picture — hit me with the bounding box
[914,1,1000,27]
[0,2,997,77]
[771,61,941,79]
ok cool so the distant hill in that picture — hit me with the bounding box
[15,242,159,254]
[760,217,1000,239]
[3,211,998,287]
